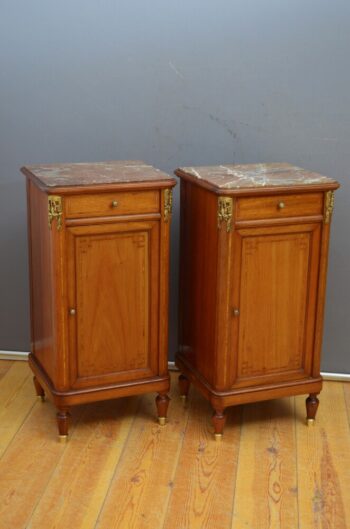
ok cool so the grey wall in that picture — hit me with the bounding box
[0,0,349,372]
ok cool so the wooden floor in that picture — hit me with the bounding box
[0,361,349,529]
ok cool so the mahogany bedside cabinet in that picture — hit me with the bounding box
[175,163,339,439]
[22,161,176,440]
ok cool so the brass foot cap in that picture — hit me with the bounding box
[158,417,167,426]
[307,418,315,426]
[58,435,68,442]
[37,395,45,402]
[214,433,223,441]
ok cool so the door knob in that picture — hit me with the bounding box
[69,308,76,316]
[232,308,240,317]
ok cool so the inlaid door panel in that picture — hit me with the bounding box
[67,220,159,388]
[229,223,321,388]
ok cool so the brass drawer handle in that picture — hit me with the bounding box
[111,200,118,208]
[69,308,76,316]
[277,202,285,210]
[232,308,240,317]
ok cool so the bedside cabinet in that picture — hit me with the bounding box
[22,161,176,439]
[175,163,339,439]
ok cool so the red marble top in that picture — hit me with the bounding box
[176,163,338,191]
[22,161,174,187]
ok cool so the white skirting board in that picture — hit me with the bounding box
[0,351,29,361]
[1,351,349,382]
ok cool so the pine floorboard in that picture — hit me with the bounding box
[0,360,13,382]
[0,361,349,529]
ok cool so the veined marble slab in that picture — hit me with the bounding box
[177,163,337,190]
[22,161,173,187]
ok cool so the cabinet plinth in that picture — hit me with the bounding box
[23,161,176,438]
[175,163,339,438]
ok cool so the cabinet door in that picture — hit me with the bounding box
[229,222,322,388]
[67,220,159,389]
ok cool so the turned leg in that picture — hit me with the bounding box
[33,376,45,401]
[178,373,190,402]
[212,408,226,440]
[306,393,319,425]
[56,408,71,441]
[156,393,170,426]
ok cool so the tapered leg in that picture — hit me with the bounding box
[178,373,190,402]
[56,408,71,441]
[33,376,45,401]
[306,393,319,425]
[212,408,226,440]
[156,393,170,426]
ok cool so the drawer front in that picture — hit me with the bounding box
[236,193,323,221]
[65,190,160,219]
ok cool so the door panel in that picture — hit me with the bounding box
[67,221,159,388]
[229,223,321,388]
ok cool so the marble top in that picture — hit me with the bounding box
[176,163,337,190]
[22,161,173,187]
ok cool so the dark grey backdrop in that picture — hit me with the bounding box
[1,0,349,372]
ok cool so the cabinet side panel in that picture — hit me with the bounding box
[179,182,218,385]
[312,195,334,377]
[158,189,171,376]
[27,181,56,382]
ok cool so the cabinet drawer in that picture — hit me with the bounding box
[236,193,323,221]
[65,190,160,218]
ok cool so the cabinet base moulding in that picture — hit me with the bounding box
[29,354,170,407]
[175,354,323,408]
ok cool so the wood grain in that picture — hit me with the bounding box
[1,362,349,529]
[0,362,36,457]
[295,382,350,529]
[0,399,83,529]
[65,190,159,218]
[26,166,174,436]
[27,398,138,529]
[176,172,337,435]
[0,360,14,381]
[232,223,321,388]
[343,383,350,429]
[236,192,323,221]
[66,221,159,388]
[232,398,298,529]
[178,181,219,387]
[158,189,172,376]
[163,390,241,529]
[95,385,190,529]
[27,180,57,384]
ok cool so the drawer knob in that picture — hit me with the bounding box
[232,308,240,317]
[111,200,118,208]
[69,308,76,316]
[278,202,285,210]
